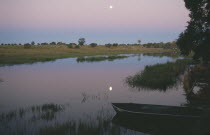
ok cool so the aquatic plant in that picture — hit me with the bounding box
[76,55,128,63]
[0,103,140,135]
[39,116,123,135]
[31,104,64,121]
[126,59,192,91]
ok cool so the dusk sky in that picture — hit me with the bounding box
[0,0,189,44]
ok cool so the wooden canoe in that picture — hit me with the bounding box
[112,103,210,118]
[112,112,210,135]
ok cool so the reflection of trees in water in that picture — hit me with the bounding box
[0,104,64,123]
[136,54,141,61]
[143,52,180,59]
[0,103,140,135]
[0,104,65,135]
[81,92,108,103]
[183,65,210,106]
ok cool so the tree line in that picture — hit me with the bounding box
[0,38,177,49]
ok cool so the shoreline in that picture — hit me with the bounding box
[0,45,179,66]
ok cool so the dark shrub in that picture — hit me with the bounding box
[75,45,80,49]
[90,43,97,47]
[24,43,32,49]
[41,43,48,45]
[67,44,73,48]
[57,42,63,45]
[50,42,56,45]
[31,41,35,45]
[105,44,112,48]
[70,43,77,46]
[78,38,85,46]
[113,43,118,47]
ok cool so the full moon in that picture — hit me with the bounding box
[109,5,113,9]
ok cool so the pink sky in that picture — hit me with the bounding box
[0,0,189,30]
[0,0,189,44]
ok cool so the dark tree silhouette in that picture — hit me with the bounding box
[31,41,35,45]
[177,0,210,62]
[24,43,32,49]
[90,43,97,47]
[50,42,56,45]
[78,38,85,46]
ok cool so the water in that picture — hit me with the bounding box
[0,54,208,135]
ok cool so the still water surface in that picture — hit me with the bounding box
[0,54,206,135]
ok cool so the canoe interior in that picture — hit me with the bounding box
[112,103,209,117]
[112,113,210,135]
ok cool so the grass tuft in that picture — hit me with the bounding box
[76,55,128,62]
[126,59,192,91]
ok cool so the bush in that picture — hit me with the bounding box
[41,42,49,45]
[67,44,73,48]
[75,45,80,49]
[90,43,97,47]
[57,42,64,45]
[113,43,118,47]
[31,41,35,45]
[69,43,77,46]
[50,42,56,45]
[24,43,32,49]
[105,44,112,48]
[78,38,85,46]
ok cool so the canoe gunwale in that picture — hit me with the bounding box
[112,103,205,118]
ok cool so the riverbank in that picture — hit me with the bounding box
[183,63,210,106]
[0,45,178,65]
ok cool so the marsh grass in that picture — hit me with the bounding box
[0,103,137,135]
[0,107,26,122]
[0,45,176,65]
[31,104,64,121]
[126,59,192,91]
[76,55,129,63]
[39,116,122,135]
[0,104,64,123]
